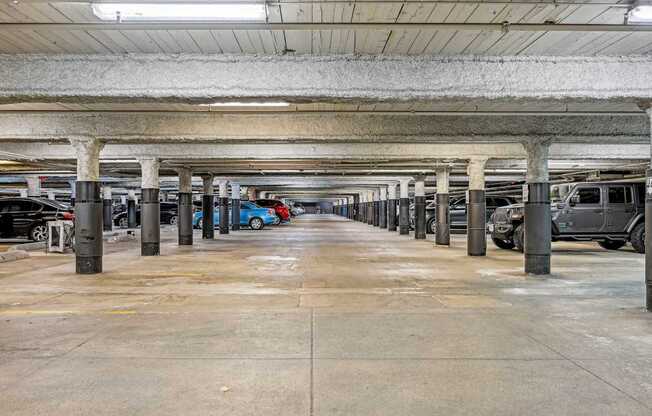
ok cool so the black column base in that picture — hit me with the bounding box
[127,199,137,228]
[399,197,409,235]
[178,192,193,246]
[414,195,426,239]
[379,200,387,228]
[387,199,397,231]
[524,182,551,275]
[467,190,486,256]
[435,193,450,246]
[141,242,160,256]
[219,197,230,234]
[645,169,652,311]
[103,199,112,232]
[75,181,103,274]
[140,188,160,257]
[76,256,102,274]
[232,199,240,231]
[202,194,215,239]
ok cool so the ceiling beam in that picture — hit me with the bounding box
[1,55,652,104]
[0,112,646,143]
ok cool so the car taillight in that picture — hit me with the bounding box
[63,212,75,220]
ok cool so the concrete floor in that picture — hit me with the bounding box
[1,214,651,415]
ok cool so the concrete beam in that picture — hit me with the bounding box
[1,55,652,104]
[0,142,647,162]
[0,112,647,144]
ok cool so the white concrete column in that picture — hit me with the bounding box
[70,137,104,181]
[102,186,112,201]
[399,179,410,199]
[120,195,127,205]
[47,191,55,200]
[524,140,550,183]
[178,168,193,194]
[138,157,160,190]
[436,167,450,194]
[19,189,27,197]
[380,188,387,201]
[128,189,137,203]
[202,174,214,195]
[467,157,488,190]
[25,175,41,197]
[388,184,398,200]
[231,183,241,200]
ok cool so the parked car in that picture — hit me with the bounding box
[0,197,74,241]
[489,181,646,253]
[290,203,305,217]
[255,199,291,222]
[410,196,517,233]
[192,201,277,230]
[114,201,180,228]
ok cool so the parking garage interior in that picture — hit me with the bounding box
[2,2,652,415]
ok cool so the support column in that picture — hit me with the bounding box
[647,109,652,311]
[201,174,214,239]
[367,190,374,225]
[467,157,488,256]
[218,181,230,234]
[523,140,551,275]
[414,178,426,239]
[177,167,193,245]
[25,175,41,197]
[68,179,76,206]
[360,192,367,223]
[379,188,388,228]
[387,184,397,232]
[373,190,380,226]
[127,189,137,229]
[435,167,450,246]
[70,138,104,274]
[399,179,411,235]
[139,157,160,256]
[102,186,112,232]
[231,183,241,231]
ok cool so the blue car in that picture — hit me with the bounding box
[193,201,278,230]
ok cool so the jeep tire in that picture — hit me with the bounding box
[597,240,626,251]
[513,224,524,253]
[491,236,515,250]
[630,223,645,254]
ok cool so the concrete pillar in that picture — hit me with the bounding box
[414,179,426,239]
[177,167,193,246]
[120,195,126,205]
[138,157,160,256]
[201,175,214,239]
[70,138,104,274]
[435,167,450,246]
[218,181,230,234]
[647,108,652,311]
[367,190,374,226]
[68,179,76,206]
[231,183,241,231]
[25,175,41,197]
[379,188,388,228]
[247,186,256,201]
[19,189,27,197]
[102,186,112,232]
[47,191,55,200]
[360,192,366,223]
[387,184,397,232]
[524,140,552,275]
[399,179,411,235]
[127,189,137,229]
[372,190,380,226]
[467,157,488,256]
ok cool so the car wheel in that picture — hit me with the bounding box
[513,224,524,253]
[249,217,264,230]
[30,223,48,242]
[169,215,178,226]
[492,236,515,250]
[597,240,626,251]
[273,216,281,225]
[630,223,645,254]
[427,218,436,234]
[118,217,128,228]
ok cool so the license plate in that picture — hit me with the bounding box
[487,223,495,233]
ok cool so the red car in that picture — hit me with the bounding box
[254,199,291,222]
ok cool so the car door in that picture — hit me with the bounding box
[560,186,605,233]
[450,197,466,228]
[604,185,635,233]
[0,200,14,237]
[13,200,41,235]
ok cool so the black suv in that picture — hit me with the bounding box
[0,197,74,241]
[489,182,646,253]
[410,196,517,234]
[113,201,180,228]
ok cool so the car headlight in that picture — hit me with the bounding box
[510,210,523,220]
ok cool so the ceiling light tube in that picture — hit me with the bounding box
[92,3,267,22]
[200,101,290,107]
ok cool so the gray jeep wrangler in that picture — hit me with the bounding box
[489,182,646,253]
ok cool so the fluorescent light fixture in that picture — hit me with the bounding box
[626,0,652,24]
[200,101,290,107]
[92,3,266,22]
